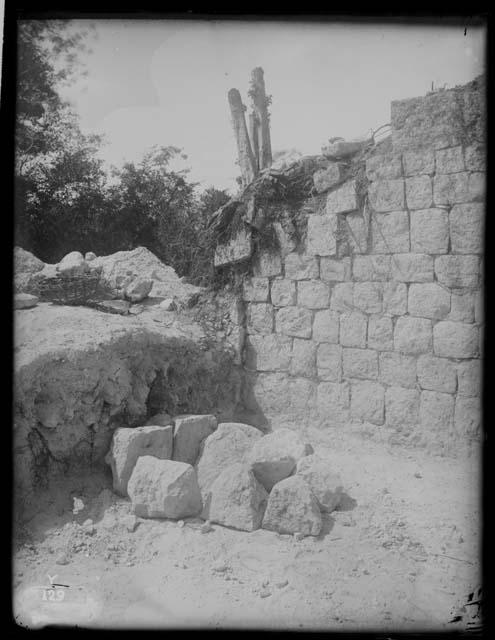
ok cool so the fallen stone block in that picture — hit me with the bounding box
[105,425,174,496]
[159,298,176,311]
[296,454,344,513]
[208,462,268,531]
[247,428,313,492]
[124,278,153,302]
[14,293,39,309]
[195,422,262,497]
[127,456,202,519]
[145,412,173,427]
[262,476,322,536]
[57,251,90,277]
[172,414,218,465]
[85,252,97,261]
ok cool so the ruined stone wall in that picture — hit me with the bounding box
[238,78,485,454]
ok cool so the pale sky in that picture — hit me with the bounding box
[58,19,485,192]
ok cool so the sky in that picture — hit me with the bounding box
[57,19,486,193]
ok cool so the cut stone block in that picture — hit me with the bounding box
[208,463,268,531]
[320,257,351,282]
[262,476,322,537]
[316,381,350,424]
[124,278,153,302]
[312,309,340,343]
[317,343,342,381]
[405,175,433,209]
[246,303,273,335]
[454,395,481,439]
[382,281,408,316]
[270,278,296,307]
[419,390,455,433]
[408,283,451,320]
[468,172,485,201]
[464,144,485,172]
[247,428,313,492]
[353,255,392,281]
[402,148,435,176]
[386,386,420,427]
[105,425,174,496]
[306,213,338,256]
[367,314,393,351]
[244,334,292,372]
[369,179,405,212]
[172,414,217,465]
[417,355,457,394]
[127,457,202,519]
[371,211,409,254]
[276,306,313,338]
[325,180,358,214]
[391,253,433,283]
[330,282,354,313]
[379,352,417,388]
[344,212,369,255]
[195,422,262,497]
[433,172,470,205]
[365,154,403,181]
[296,454,344,512]
[290,338,317,378]
[353,282,383,314]
[433,321,479,359]
[410,208,449,254]
[284,253,319,280]
[340,311,367,348]
[448,290,475,323]
[343,347,378,380]
[435,255,480,288]
[350,380,385,425]
[456,359,482,397]
[394,316,432,354]
[297,280,330,309]
[145,413,173,427]
[435,146,465,174]
[449,203,484,255]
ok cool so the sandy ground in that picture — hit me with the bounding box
[13,428,481,632]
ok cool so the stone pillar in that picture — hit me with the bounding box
[250,67,272,170]
[228,88,257,188]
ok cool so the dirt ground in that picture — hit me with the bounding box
[13,426,481,632]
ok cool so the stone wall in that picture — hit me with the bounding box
[237,79,484,453]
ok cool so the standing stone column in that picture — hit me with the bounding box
[228,88,257,188]
[249,67,272,170]
[249,110,260,172]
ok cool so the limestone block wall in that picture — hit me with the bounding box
[239,81,484,453]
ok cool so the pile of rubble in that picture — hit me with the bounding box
[14,246,201,313]
[105,415,345,538]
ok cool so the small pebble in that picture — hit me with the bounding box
[414,472,422,479]
[294,532,304,541]
[83,519,93,527]
[261,578,270,588]
[56,554,69,565]
[275,579,288,588]
[259,590,271,598]
[200,521,213,534]
[178,520,185,528]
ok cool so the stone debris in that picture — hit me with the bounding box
[124,278,153,303]
[207,462,268,531]
[159,298,177,311]
[105,425,174,496]
[56,553,70,565]
[57,251,90,277]
[145,413,173,427]
[296,454,344,513]
[127,456,203,519]
[129,304,144,315]
[72,497,85,514]
[172,414,218,465]
[14,293,39,309]
[195,422,263,498]
[247,428,313,492]
[262,476,322,537]
[123,515,138,533]
[85,251,97,261]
